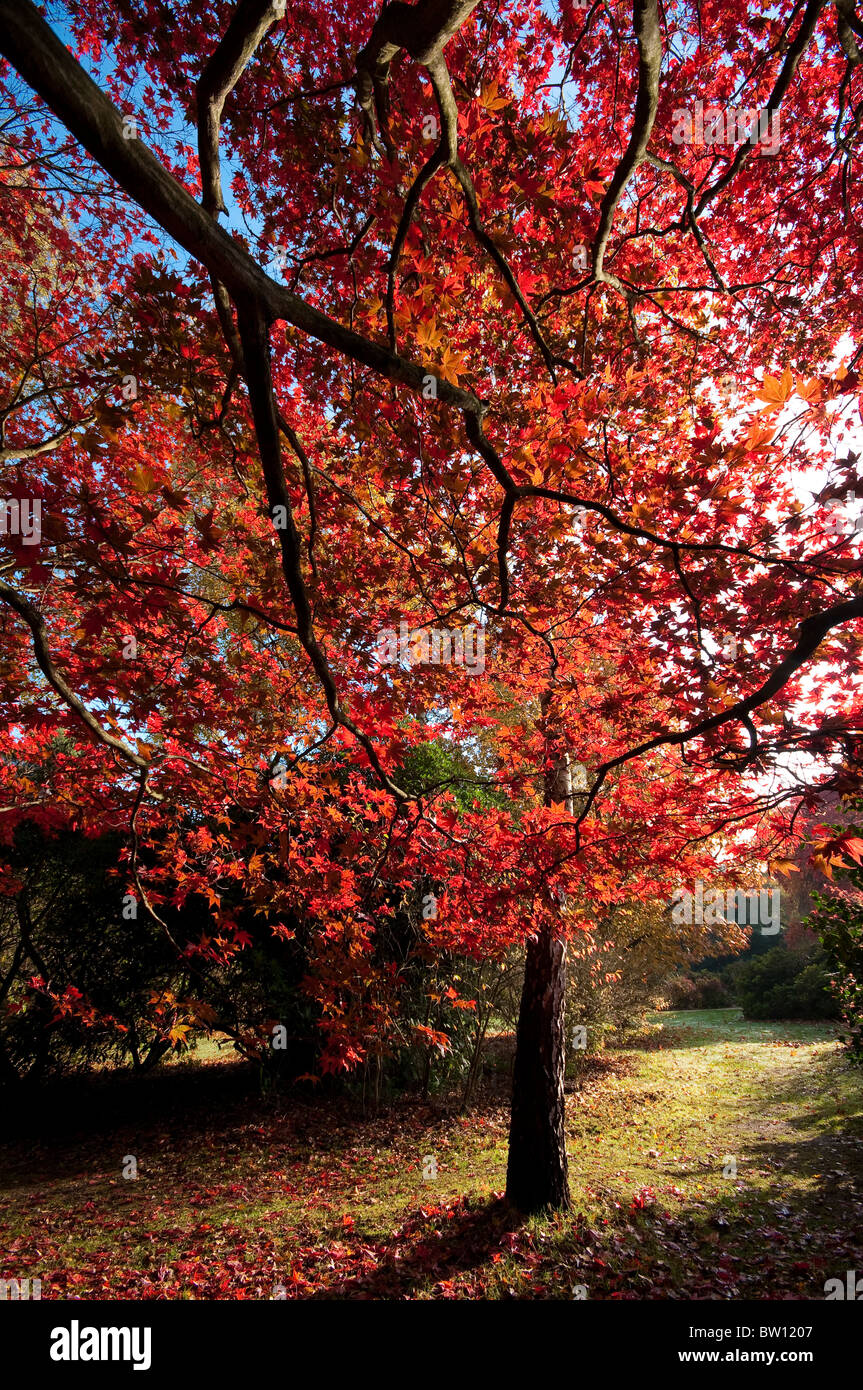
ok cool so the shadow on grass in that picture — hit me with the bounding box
[304,1141,863,1299]
[627,1011,841,1053]
[0,1054,516,1195]
[1,1055,259,1141]
[305,1196,521,1299]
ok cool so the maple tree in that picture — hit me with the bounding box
[1,0,863,1213]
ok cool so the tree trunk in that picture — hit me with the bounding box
[505,745,573,1213]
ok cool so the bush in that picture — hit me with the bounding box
[0,816,519,1099]
[731,943,836,1020]
[663,973,731,1010]
[0,823,183,1081]
[0,821,320,1085]
[805,890,863,1063]
[568,899,740,1031]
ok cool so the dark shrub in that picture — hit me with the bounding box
[664,973,731,1010]
[732,943,836,1020]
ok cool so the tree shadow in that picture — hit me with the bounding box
[627,1012,840,1053]
[304,1195,522,1299]
[0,1055,516,1192]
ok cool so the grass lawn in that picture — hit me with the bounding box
[1,1008,861,1298]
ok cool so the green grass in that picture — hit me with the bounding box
[2,1008,862,1298]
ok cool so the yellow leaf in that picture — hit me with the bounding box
[131,464,159,494]
[796,377,823,404]
[745,421,775,450]
[416,320,444,354]
[770,859,800,877]
[479,81,509,111]
[754,366,793,410]
[437,346,467,384]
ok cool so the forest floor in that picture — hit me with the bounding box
[2,1008,862,1299]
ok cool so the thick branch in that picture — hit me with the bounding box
[837,0,862,62]
[197,0,285,216]
[354,0,480,148]
[0,0,479,414]
[591,0,661,282]
[0,420,88,464]
[234,299,407,799]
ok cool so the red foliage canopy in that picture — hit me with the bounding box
[1,0,862,1066]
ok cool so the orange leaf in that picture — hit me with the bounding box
[755,367,793,411]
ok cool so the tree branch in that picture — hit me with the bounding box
[234,297,408,799]
[197,0,285,216]
[591,0,662,283]
[0,576,151,771]
[572,593,863,847]
[0,419,89,463]
[0,0,479,413]
[694,0,825,216]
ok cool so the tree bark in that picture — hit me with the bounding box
[505,749,573,1213]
